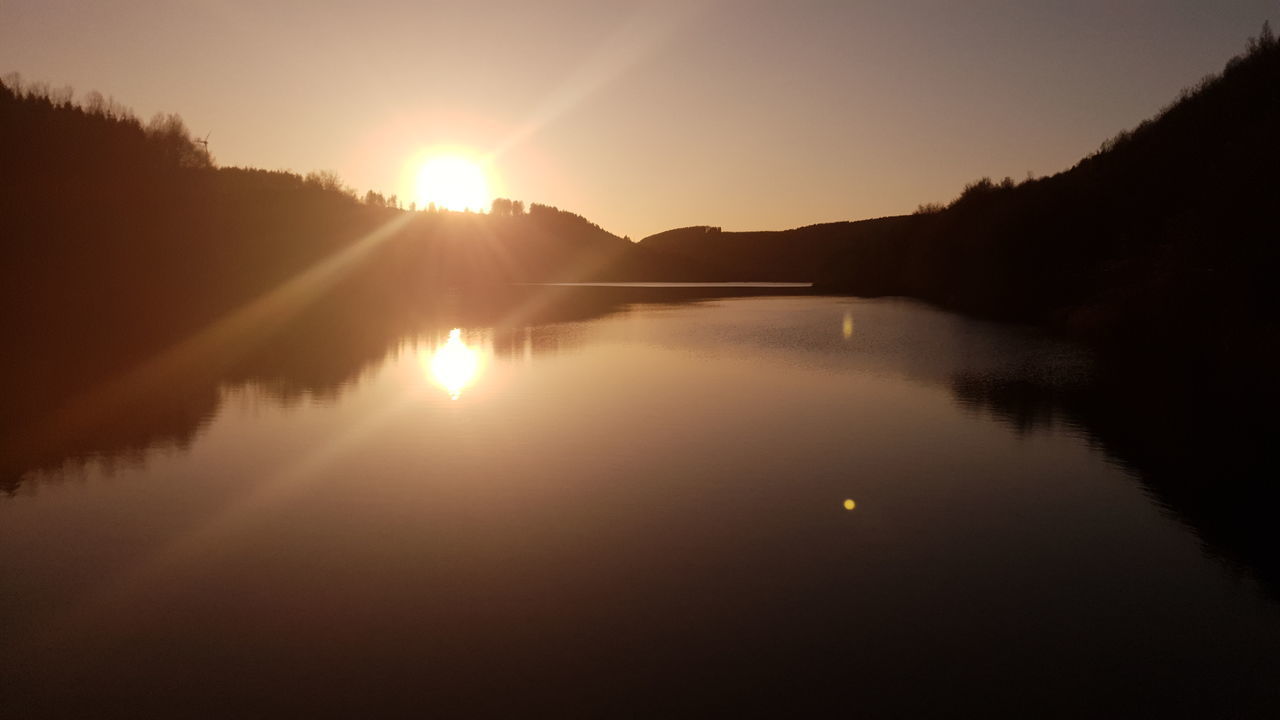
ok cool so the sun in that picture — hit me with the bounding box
[412,153,492,212]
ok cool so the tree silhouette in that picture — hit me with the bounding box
[146,112,213,169]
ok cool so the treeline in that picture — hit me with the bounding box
[1,72,387,345]
[0,72,215,172]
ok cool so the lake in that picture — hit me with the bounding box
[3,291,1278,717]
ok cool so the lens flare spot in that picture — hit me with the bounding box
[843,499,856,511]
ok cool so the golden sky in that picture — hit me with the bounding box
[3,0,1274,239]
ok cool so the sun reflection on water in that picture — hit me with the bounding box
[427,328,482,399]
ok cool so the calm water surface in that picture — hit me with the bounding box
[3,295,1278,717]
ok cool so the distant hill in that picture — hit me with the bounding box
[640,217,917,282]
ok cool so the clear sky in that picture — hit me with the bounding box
[3,1,1275,239]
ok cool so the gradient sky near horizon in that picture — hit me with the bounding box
[3,1,1275,239]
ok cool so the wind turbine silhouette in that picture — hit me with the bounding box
[195,131,211,150]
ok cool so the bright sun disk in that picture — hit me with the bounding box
[414,154,491,212]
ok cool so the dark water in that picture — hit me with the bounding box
[3,292,1278,717]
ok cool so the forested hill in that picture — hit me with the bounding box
[826,25,1280,342]
[639,27,1279,353]
[0,74,690,346]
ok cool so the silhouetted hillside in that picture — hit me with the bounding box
[0,76,696,344]
[641,217,919,281]
[0,74,679,313]
[0,72,692,312]
[640,28,1279,362]
[384,202,695,287]
[833,27,1278,341]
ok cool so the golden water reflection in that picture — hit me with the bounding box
[426,328,483,399]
